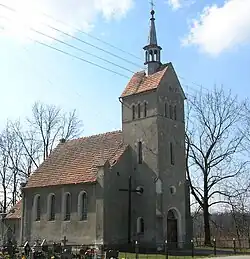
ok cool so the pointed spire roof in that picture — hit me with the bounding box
[148,10,157,46]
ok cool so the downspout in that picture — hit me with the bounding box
[20,182,26,245]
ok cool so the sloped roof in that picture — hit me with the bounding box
[25,131,128,188]
[121,64,169,98]
[5,200,22,219]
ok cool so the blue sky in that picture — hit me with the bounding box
[0,0,249,136]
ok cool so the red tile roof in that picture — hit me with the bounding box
[5,200,22,219]
[121,64,169,97]
[25,131,128,188]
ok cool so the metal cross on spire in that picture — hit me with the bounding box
[149,0,155,10]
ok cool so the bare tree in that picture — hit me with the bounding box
[186,86,249,245]
[12,101,83,170]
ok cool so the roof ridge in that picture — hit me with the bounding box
[66,130,122,143]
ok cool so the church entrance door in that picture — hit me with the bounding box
[167,210,178,249]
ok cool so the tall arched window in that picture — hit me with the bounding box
[144,102,147,117]
[132,105,135,120]
[174,105,177,120]
[48,193,55,221]
[78,191,88,221]
[64,193,71,221]
[170,142,175,165]
[33,194,41,221]
[164,103,168,117]
[169,105,173,119]
[137,217,144,234]
[138,103,141,118]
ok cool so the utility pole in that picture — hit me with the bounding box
[119,176,143,244]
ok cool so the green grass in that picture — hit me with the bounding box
[118,252,213,259]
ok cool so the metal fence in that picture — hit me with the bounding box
[1,239,250,258]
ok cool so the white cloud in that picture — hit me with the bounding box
[182,0,250,56]
[166,0,195,10]
[167,0,181,10]
[0,0,134,43]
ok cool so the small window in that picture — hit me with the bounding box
[170,142,175,165]
[138,141,143,164]
[174,105,177,120]
[138,103,141,119]
[169,105,173,119]
[64,193,71,221]
[137,217,144,234]
[78,191,88,221]
[48,194,55,221]
[132,105,135,120]
[164,103,168,117]
[144,102,147,117]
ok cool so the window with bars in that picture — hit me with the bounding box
[80,192,88,221]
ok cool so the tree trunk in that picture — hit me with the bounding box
[203,202,211,246]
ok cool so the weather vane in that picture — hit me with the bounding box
[149,0,155,10]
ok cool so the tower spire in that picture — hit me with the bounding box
[143,1,162,75]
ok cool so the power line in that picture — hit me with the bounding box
[0,3,143,69]
[0,15,133,78]
[41,12,143,62]
[33,39,131,79]
[0,2,210,94]
[0,2,212,94]
[30,27,136,74]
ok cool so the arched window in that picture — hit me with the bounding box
[63,193,71,221]
[149,50,153,61]
[170,142,175,165]
[78,191,88,221]
[174,105,177,120]
[169,104,173,119]
[33,194,41,221]
[137,217,144,234]
[164,103,168,117]
[154,49,158,61]
[48,194,55,221]
[144,102,147,117]
[132,105,135,120]
[138,103,141,118]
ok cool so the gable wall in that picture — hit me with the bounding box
[103,148,133,245]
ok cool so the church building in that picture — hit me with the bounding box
[3,8,192,248]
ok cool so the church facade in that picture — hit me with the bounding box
[3,9,192,248]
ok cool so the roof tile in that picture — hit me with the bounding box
[25,130,127,188]
[121,64,169,97]
[5,200,22,219]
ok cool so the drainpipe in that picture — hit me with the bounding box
[20,182,26,245]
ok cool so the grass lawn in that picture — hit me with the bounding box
[118,252,213,259]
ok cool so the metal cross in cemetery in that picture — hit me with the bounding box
[61,236,68,246]
[119,176,143,244]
